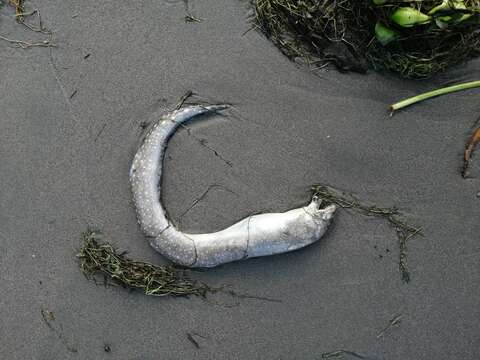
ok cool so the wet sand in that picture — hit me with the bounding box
[1,1,479,359]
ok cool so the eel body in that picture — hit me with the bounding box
[130,105,336,267]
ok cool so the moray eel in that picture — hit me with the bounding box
[130,105,336,267]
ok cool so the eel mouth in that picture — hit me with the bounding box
[311,194,334,209]
[320,204,336,220]
[308,195,337,220]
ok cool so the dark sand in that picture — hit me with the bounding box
[1,1,479,359]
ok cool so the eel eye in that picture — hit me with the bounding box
[312,195,322,209]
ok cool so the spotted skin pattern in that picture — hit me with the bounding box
[130,105,336,267]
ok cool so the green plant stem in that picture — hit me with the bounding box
[390,80,480,113]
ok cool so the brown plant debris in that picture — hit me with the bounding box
[174,90,194,110]
[7,0,50,33]
[77,230,283,304]
[187,333,200,348]
[40,309,55,325]
[312,184,423,283]
[376,314,403,338]
[322,349,377,359]
[1,0,54,48]
[77,230,216,297]
[0,34,54,48]
[462,126,480,178]
[253,0,480,78]
[185,13,203,23]
[40,309,78,353]
[186,332,207,349]
[8,0,24,20]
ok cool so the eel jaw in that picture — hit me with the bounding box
[307,195,337,221]
[320,204,336,221]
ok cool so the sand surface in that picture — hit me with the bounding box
[1,1,479,359]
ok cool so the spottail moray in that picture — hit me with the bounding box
[130,105,336,267]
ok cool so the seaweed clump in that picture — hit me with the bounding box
[78,230,215,297]
[253,0,480,78]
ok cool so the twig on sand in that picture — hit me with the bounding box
[182,0,203,23]
[40,309,55,329]
[225,289,282,303]
[186,332,207,349]
[40,309,78,353]
[174,90,194,110]
[376,314,403,338]
[185,13,203,23]
[187,333,200,348]
[0,34,55,48]
[8,0,51,33]
[389,80,480,114]
[322,349,379,359]
[17,9,50,33]
[178,184,238,221]
[462,125,480,178]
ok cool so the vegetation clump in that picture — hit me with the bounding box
[253,0,480,78]
[78,230,215,297]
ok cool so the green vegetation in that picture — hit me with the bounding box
[253,0,480,78]
[390,80,480,112]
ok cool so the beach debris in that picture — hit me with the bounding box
[77,230,286,301]
[312,184,423,283]
[182,0,203,23]
[130,104,336,267]
[8,0,25,20]
[376,314,403,338]
[389,84,480,179]
[252,1,480,78]
[389,80,480,113]
[187,333,200,348]
[174,90,194,110]
[463,126,480,177]
[1,0,55,48]
[185,13,203,22]
[41,309,55,324]
[186,332,207,349]
[6,0,50,33]
[322,349,379,359]
[0,34,55,48]
[40,309,78,353]
[77,230,215,297]
[223,289,282,305]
